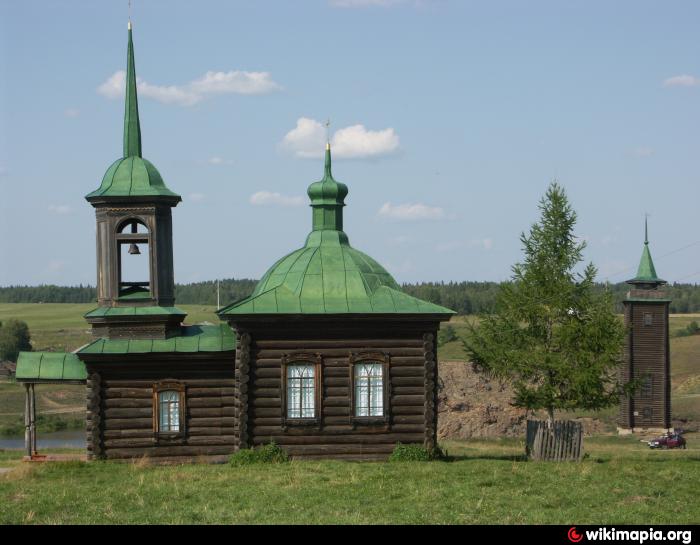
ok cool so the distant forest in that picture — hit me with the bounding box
[1,279,699,314]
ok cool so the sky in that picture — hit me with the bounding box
[0,0,698,288]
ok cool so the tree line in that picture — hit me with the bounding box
[1,279,699,313]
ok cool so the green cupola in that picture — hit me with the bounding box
[307,143,349,232]
[627,218,665,288]
[219,144,455,316]
[86,22,180,202]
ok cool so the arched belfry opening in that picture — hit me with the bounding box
[83,21,184,339]
[116,219,151,299]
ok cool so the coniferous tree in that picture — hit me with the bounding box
[465,183,626,423]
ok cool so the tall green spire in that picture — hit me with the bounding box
[123,21,142,158]
[307,143,348,232]
[85,20,180,201]
[628,217,665,286]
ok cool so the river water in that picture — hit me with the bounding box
[0,430,85,450]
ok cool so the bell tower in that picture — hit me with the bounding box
[618,219,671,433]
[84,22,185,339]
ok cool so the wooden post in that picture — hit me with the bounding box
[24,383,31,458]
[30,383,37,456]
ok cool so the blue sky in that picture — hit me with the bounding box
[0,0,698,287]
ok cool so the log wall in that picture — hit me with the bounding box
[618,300,671,430]
[83,355,236,461]
[237,322,440,460]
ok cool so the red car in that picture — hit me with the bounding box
[648,431,687,450]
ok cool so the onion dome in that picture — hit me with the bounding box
[219,144,454,316]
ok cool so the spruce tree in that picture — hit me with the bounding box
[465,182,626,423]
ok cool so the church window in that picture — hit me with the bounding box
[153,383,185,435]
[286,364,316,419]
[353,363,384,417]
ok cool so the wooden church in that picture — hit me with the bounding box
[16,22,454,462]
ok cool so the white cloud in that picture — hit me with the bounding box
[48,204,72,215]
[189,193,206,202]
[190,71,281,96]
[98,69,281,107]
[663,74,700,88]
[250,191,304,207]
[64,108,80,118]
[208,156,234,165]
[378,202,445,221]
[282,117,399,159]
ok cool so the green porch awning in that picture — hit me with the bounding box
[16,352,87,383]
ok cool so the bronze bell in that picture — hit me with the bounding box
[128,243,141,255]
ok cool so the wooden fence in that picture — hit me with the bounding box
[526,420,583,462]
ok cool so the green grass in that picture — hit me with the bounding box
[0,437,697,524]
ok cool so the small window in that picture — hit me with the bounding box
[281,353,322,427]
[153,383,185,436]
[286,364,316,419]
[641,376,653,399]
[642,407,652,420]
[354,363,384,417]
[159,391,180,432]
[644,313,653,326]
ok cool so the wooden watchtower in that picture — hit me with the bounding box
[618,221,671,433]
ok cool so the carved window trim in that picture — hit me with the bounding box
[281,353,323,429]
[349,352,391,427]
[152,381,186,442]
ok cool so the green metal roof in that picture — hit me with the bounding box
[86,23,179,201]
[628,219,665,285]
[84,306,187,319]
[16,352,87,382]
[219,146,455,317]
[79,324,236,355]
[86,156,180,199]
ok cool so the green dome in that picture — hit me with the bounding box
[219,145,455,317]
[86,156,180,200]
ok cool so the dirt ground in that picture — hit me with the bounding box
[437,361,609,439]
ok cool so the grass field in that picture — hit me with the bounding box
[0,437,697,524]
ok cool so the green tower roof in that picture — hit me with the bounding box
[86,22,180,201]
[219,145,455,317]
[627,218,665,286]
